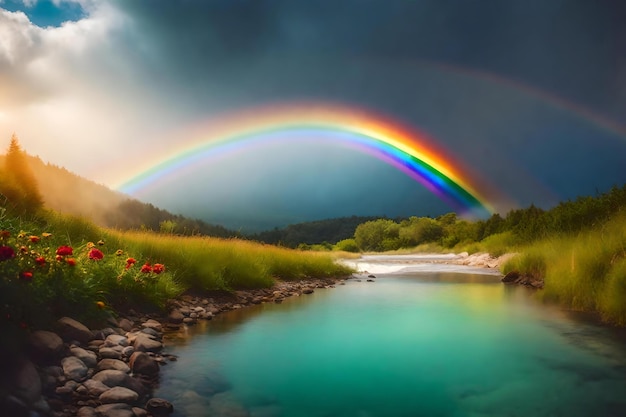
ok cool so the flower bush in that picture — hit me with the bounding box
[0,224,182,331]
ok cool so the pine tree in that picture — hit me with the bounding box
[3,134,44,214]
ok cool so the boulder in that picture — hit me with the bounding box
[92,370,147,397]
[133,334,163,353]
[97,359,130,373]
[145,398,174,416]
[99,387,139,404]
[28,330,64,364]
[141,319,162,332]
[71,346,98,368]
[99,347,123,360]
[11,357,42,405]
[129,352,159,376]
[95,403,134,417]
[501,271,521,283]
[57,317,93,344]
[62,356,89,382]
[83,378,111,397]
[77,406,97,417]
[118,318,133,332]
[104,334,129,347]
[168,309,184,324]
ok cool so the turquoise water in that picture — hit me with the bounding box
[155,270,626,417]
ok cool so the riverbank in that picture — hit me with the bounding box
[1,277,343,417]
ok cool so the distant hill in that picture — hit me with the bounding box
[248,216,382,247]
[0,154,240,238]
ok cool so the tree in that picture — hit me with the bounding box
[2,134,44,214]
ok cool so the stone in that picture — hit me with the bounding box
[57,317,93,344]
[129,352,159,376]
[140,327,161,339]
[133,334,163,353]
[168,309,184,324]
[71,346,98,368]
[95,403,133,417]
[121,346,135,358]
[302,289,314,294]
[62,356,89,381]
[77,406,97,417]
[104,334,129,347]
[83,379,111,397]
[99,387,139,404]
[97,359,130,373]
[92,370,147,397]
[11,357,42,404]
[99,347,123,360]
[501,271,520,283]
[145,398,174,416]
[183,317,196,325]
[28,330,64,364]
[118,318,133,332]
[132,407,149,417]
[141,319,162,332]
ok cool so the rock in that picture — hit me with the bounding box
[95,403,133,417]
[28,330,65,364]
[302,289,314,294]
[145,398,174,416]
[367,279,375,282]
[92,370,147,397]
[132,406,149,417]
[11,357,42,404]
[57,317,93,344]
[140,327,161,339]
[99,387,139,404]
[141,319,162,332]
[77,406,97,417]
[168,309,184,324]
[121,346,135,358]
[97,359,130,373]
[62,356,89,381]
[99,347,123,360]
[367,274,376,278]
[118,319,133,332]
[129,352,159,376]
[183,317,196,325]
[104,334,129,347]
[71,346,98,368]
[83,379,111,396]
[501,271,520,283]
[133,334,163,353]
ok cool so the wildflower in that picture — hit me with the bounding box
[86,242,95,249]
[55,254,63,262]
[66,258,77,267]
[29,235,40,243]
[35,256,46,266]
[20,271,33,281]
[0,245,15,261]
[17,231,26,239]
[95,301,106,309]
[0,230,10,239]
[97,240,105,246]
[19,246,28,253]
[42,232,52,238]
[56,246,73,256]
[140,263,152,273]
[125,258,137,269]
[152,263,165,274]
[88,248,104,260]
[115,249,124,256]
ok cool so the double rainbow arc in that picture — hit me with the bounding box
[117,103,499,216]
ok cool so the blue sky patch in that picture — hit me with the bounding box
[1,0,85,27]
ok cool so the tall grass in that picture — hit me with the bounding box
[502,214,626,325]
[104,230,354,291]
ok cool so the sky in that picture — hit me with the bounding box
[1,0,626,231]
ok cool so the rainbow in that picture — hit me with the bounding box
[116,103,502,216]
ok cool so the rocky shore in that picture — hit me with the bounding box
[0,278,341,417]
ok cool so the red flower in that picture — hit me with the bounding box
[29,235,40,243]
[56,246,73,256]
[152,263,165,274]
[0,245,15,261]
[66,258,77,267]
[0,230,11,239]
[19,246,28,253]
[55,254,63,262]
[140,263,152,273]
[88,248,104,260]
[125,257,137,269]
[35,256,46,266]
[20,271,33,281]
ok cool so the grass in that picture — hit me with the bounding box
[502,213,626,325]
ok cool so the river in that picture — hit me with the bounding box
[154,255,626,417]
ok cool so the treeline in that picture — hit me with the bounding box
[346,185,626,253]
[249,216,380,248]
[0,137,240,238]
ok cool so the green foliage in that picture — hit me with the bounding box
[354,219,401,251]
[334,238,360,253]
